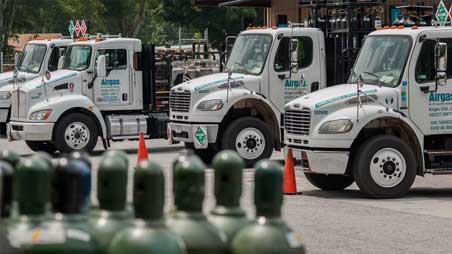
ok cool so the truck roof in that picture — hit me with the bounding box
[26,38,72,47]
[370,26,452,38]
[240,27,321,36]
[71,37,142,50]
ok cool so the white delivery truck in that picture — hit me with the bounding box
[0,38,70,135]
[7,35,169,153]
[284,26,452,198]
[168,26,330,166]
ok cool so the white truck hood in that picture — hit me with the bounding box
[286,84,399,111]
[0,71,39,88]
[172,72,259,93]
[19,70,79,92]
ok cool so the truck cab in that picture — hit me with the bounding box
[7,36,168,153]
[168,27,327,166]
[284,26,452,198]
[0,39,70,135]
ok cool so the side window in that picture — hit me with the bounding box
[48,46,66,72]
[95,48,128,72]
[415,40,435,83]
[274,38,290,72]
[298,37,313,69]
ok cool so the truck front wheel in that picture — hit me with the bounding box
[353,135,416,198]
[54,113,99,154]
[222,117,273,167]
[304,173,354,190]
[25,141,57,154]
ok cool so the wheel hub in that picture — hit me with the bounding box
[369,148,406,188]
[64,122,90,150]
[235,128,265,160]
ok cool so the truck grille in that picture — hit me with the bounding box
[170,91,191,112]
[11,90,27,118]
[285,109,311,136]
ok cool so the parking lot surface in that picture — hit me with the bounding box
[6,138,452,254]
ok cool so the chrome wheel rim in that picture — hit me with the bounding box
[64,122,90,150]
[235,127,265,160]
[369,148,406,188]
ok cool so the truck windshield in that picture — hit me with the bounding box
[63,45,91,71]
[349,36,412,87]
[17,44,47,74]
[226,34,272,75]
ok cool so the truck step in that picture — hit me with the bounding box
[426,168,452,175]
[425,149,452,156]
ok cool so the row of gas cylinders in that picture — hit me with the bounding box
[0,149,305,254]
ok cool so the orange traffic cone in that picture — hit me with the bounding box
[136,132,149,166]
[283,148,301,195]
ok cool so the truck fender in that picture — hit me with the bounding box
[29,94,107,139]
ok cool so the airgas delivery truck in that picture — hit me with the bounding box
[284,25,452,198]
[6,35,168,153]
[0,38,70,135]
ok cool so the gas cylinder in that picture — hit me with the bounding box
[68,151,92,209]
[4,157,52,252]
[109,159,186,254]
[232,160,305,254]
[0,149,21,168]
[167,154,228,254]
[24,158,97,253]
[103,150,129,168]
[208,150,249,246]
[90,156,131,252]
[0,161,21,253]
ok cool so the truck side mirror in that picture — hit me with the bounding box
[97,55,107,78]
[58,56,65,70]
[290,39,299,73]
[435,42,448,86]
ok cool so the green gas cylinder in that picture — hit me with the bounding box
[90,156,131,252]
[103,150,129,168]
[208,150,249,246]
[0,161,21,253]
[109,159,186,254]
[0,149,21,168]
[167,154,228,254]
[23,158,97,253]
[231,160,305,254]
[3,157,52,252]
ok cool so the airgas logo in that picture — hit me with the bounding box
[101,79,120,86]
[429,92,452,102]
[285,80,307,88]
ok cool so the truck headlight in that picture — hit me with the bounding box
[318,119,353,134]
[197,99,223,111]
[30,109,52,120]
[0,91,11,99]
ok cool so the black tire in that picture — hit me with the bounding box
[353,135,416,198]
[25,141,57,154]
[54,113,99,154]
[222,117,273,168]
[184,142,218,165]
[304,172,354,191]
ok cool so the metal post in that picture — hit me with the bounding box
[0,52,3,73]
[179,27,182,51]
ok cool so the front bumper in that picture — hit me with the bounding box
[168,122,219,149]
[7,121,54,141]
[289,147,350,175]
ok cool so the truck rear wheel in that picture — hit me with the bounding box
[222,117,273,167]
[353,135,416,198]
[304,172,354,190]
[25,141,57,154]
[54,113,99,154]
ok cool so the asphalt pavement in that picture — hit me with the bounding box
[5,138,452,254]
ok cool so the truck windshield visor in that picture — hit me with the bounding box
[226,34,272,75]
[349,36,412,87]
[63,45,92,71]
[17,44,47,74]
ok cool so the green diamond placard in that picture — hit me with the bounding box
[436,0,448,26]
[68,20,75,38]
[195,127,206,144]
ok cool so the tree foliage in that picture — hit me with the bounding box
[2,0,263,51]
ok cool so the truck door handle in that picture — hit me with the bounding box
[278,74,286,80]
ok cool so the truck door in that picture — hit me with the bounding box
[47,46,66,72]
[93,48,131,110]
[409,33,452,135]
[269,31,321,112]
